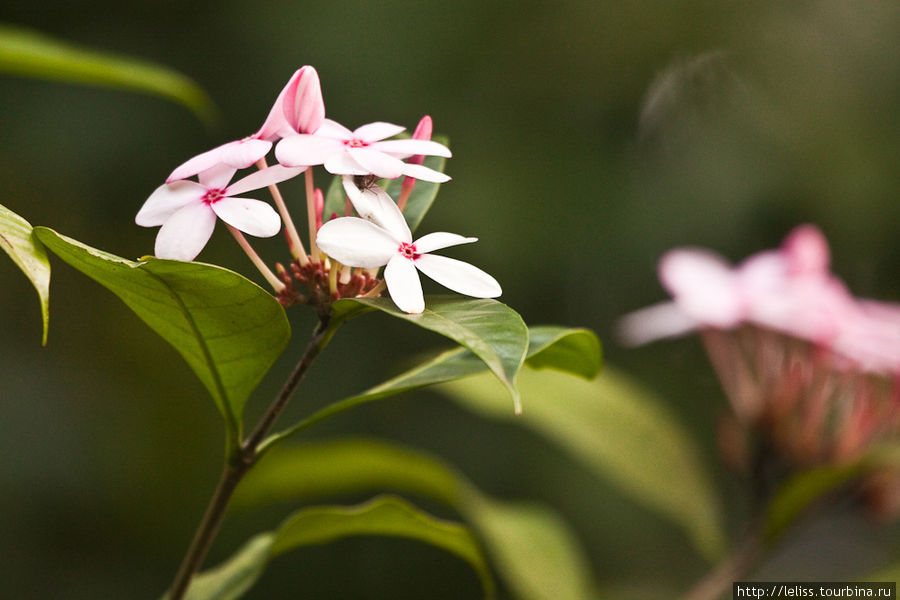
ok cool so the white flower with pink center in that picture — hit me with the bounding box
[136,164,304,261]
[275,119,452,183]
[315,185,500,314]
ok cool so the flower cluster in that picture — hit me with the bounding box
[135,67,501,314]
[620,225,900,513]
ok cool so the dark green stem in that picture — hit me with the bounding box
[167,316,332,600]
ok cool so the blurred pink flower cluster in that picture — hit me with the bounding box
[135,67,500,314]
[620,225,899,513]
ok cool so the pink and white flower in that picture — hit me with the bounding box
[315,182,500,314]
[275,119,452,182]
[136,164,304,261]
[166,67,326,183]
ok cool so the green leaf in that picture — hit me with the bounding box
[465,492,599,600]
[384,135,449,233]
[330,296,529,412]
[233,438,599,600]
[764,442,900,542]
[175,495,494,600]
[0,204,50,344]
[0,24,217,126]
[321,173,347,225]
[438,366,727,561]
[34,228,290,440]
[260,326,600,450]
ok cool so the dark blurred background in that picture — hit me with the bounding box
[1,1,898,598]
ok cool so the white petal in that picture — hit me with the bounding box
[197,163,238,189]
[385,255,425,314]
[659,249,742,328]
[136,180,205,226]
[400,162,451,183]
[226,165,306,196]
[167,139,271,182]
[616,302,699,347]
[413,232,476,254]
[341,177,411,243]
[374,139,452,158]
[414,254,501,298]
[353,122,406,142]
[154,202,216,261]
[315,217,398,268]
[323,151,369,175]
[347,147,405,179]
[275,134,343,167]
[315,118,354,139]
[211,197,281,238]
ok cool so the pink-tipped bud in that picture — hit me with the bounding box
[285,66,325,135]
[314,188,324,231]
[783,224,830,276]
[255,66,326,141]
[398,115,434,209]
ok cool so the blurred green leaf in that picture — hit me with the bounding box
[329,296,529,412]
[438,366,727,561]
[384,135,449,233]
[0,24,217,126]
[465,492,599,600]
[234,438,599,600]
[0,204,50,345]
[261,326,599,450]
[320,135,448,233]
[175,495,493,600]
[34,228,290,442]
[764,442,900,542]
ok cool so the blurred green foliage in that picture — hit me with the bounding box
[1,1,898,598]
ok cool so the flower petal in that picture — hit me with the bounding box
[285,65,325,134]
[414,254,501,298]
[374,139,452,158]
[353,122,406,142]
[315,217,398,268]
[315,118,354,140]
[400,162,451,183]
[255,68,303,141]
[167,139,271,182]
[413,232,477,254]
[154,202,216,261]
[136,180,205,226]
[323,151,369,175]
[210,197,281,238]
[384,255,425,314]
[660,248,742,328]
[347,147,405,179]
[616,302,700,347]
[275,134,343,167]
[226,165,306,196]
[341,177,411,243]
[197,163,238,189]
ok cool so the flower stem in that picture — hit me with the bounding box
[682,531,763,600]
[255,158,309,265]
[305,169,320,260]
[166,316,332,600]
[226,225,285,294]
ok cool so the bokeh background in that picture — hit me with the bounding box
[1,1,898,598]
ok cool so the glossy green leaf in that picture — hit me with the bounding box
[330,296,528,412]
[320,135,449,233]
[0,24,216,126]
[438,366,726,561]
[0,204,50,344]
[384,135,449,233]
[175,495,493,600]
[764,442,900,542]
[234,438,599,600]
[260,326,600,450]
[34,228,290,439]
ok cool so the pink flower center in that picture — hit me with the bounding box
[203,188,226,204]
[398,242,420,261]
[344,138,368,148]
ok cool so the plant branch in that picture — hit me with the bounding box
[166,315,332,600]
[682,530,763,600]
